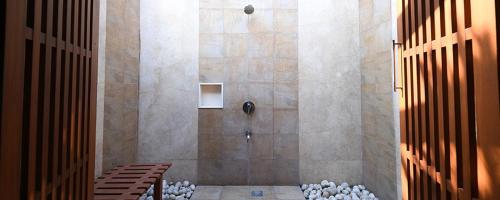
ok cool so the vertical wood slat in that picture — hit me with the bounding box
[407,1,415,199]
[471,1,500,200]
[0,0,26,199]
[443,0,459,199]
[69,0,81,198]
[410,0,420,199]
[41,0,54,198]
[27,0,43,198]
[424,0,438,198]
[51,0,64,198]
[433,0,447,199]
[416,0,428,199]
[61,0,74,198]
[81,0,92,199]
[0,0,4,136]
[74,0,85,197]
[397,0,409,199]
[455,0,472,199]
[81,2,88,199]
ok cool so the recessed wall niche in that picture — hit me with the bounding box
[199,83,224,109]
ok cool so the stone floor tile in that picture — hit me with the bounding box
[192,186,304,200]
[272,186,303,200]
[191,186,223,200]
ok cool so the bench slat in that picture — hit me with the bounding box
[94,163,172,200]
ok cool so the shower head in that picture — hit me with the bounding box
[244,5,254,15]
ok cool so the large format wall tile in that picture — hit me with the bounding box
[273,0,298,9]
[102,0,140,172]
[200,34,225,58]
[224,34,248,57]
[248,58,274,82]
[299,160,363,184]
[200,58,225,82]
[274,109,298,134]
[224,9,249,33]
[198,0,298,185]
[274,9,298,33]
[298,0,362,184]
[200,9,224,33]
[139,0,199,183]
[248,33,275,58]
[200,0,224,8]
[359,0,399,199]
[274,134,299,160]
[248,10,274,33]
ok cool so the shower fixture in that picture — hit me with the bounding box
[245,129,252,143]
[243,101,254,142]
[242,101,255,115]
[244,4,254,15]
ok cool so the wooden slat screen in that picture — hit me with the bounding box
[396,0,500,200]
[0,0,5,142]
[0,0,99,199]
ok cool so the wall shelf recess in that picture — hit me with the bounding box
[199,83,223,109]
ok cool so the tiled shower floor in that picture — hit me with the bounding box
[191,186,305,200]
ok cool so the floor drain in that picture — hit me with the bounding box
[251,191,264,197]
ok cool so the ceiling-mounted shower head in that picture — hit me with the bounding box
[244,5,254,15]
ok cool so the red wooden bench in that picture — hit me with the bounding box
[94,163,172,200]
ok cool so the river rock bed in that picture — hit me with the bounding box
[301,180,378,200]
[139,180,196,200]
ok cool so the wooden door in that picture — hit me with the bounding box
[0,0,99,199]
[395,0,500,199]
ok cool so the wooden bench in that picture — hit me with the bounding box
[94,163,172,200]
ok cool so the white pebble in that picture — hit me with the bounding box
[300,181,377,200]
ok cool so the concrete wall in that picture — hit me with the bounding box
[102,0,140,172]
[359,0,400,199]
[94,0,106,177]
[298,0,363,184]
[138,0,199,183]
[197,0,299,185]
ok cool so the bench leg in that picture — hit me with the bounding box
[154,177,162,200]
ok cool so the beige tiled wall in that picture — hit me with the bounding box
[198,0,299,185]
[102,0,140,172]
[298,0,363,184]
[96,0,400,191]
[94,0,106,177]
[359,0,399,199]
[137,0,200,183]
